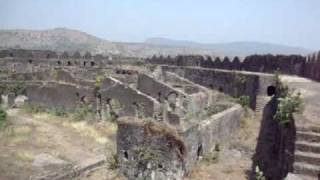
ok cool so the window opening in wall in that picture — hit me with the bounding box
[197,144,203,160]
[124,151,129,160]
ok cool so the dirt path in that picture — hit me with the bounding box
[0,109,117,180]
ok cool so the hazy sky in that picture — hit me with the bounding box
[0,0,319,50]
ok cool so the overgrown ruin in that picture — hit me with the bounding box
[1,48,320,179]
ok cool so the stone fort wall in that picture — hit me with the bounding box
[147,53,320,82]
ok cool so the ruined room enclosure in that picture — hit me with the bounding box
[2,49,319,179]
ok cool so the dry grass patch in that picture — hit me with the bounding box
[15,151,35,162]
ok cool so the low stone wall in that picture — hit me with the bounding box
[25,82,96,111]
[161,65,262,109]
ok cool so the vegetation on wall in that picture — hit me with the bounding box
[273,72,303,124]
[235,95,250,108]
[95,75,104,88]
[206,103,231,116]
[22,103,45,114]
[0,107,7,128]
[0,82,26,96]
[72,104,93,121]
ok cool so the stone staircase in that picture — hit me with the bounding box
[254,96,271,118]
[293,125,320,179]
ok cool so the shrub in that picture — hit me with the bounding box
[0,107,7,128]
[206,103,230,116]
[202,145,220,164]
[72,105,93,121]
[23,103,44,114]
[0,82,25,96]
[49,107,68,117]
[107,153,119,170]
[95,75,104,88]
[274,92,303,125]
[273,71,303,125]
[236,96,250,108]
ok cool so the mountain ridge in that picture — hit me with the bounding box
[0,28,312,57]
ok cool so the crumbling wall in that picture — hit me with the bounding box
[181,104,243,170]
[117,104,244,179]
[161,66,261,109]
[25,82,96,111]
[117,118,186,180]
[100,77,160,118]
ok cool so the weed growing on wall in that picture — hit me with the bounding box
[202,144,220,164]
[0,82,25,96]
[49,106,68,117]
[22,103,45,114]
[206,103,231,116]
[0,107,7,128]
[273,71,303,125]
[72,105,93,121]
[236,95,250,108]
[274,92,303,125]
[108,153,119,170]
[95,75,104,88]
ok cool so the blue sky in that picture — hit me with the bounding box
[0,0,319,50]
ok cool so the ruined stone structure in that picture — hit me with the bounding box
[1,48,320,179]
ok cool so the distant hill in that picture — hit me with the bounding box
[145,37,312,56]
[0,28,121,55]
[0,28,312,57]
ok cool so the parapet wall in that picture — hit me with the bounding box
[147,53,320,82]
[305,51,320,81]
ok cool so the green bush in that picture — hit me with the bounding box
[95,75,104,88]
[49,107,68,117]
[236,95,250,108]
[202,145,220,164]
[273,71,303,125]
[0,107,7,128]
[107,153,119,170]
[0,82,25,96]
[274,92,303,125]
[206,103,230,116]
[72,105,93,121]
[23,103,44,114]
